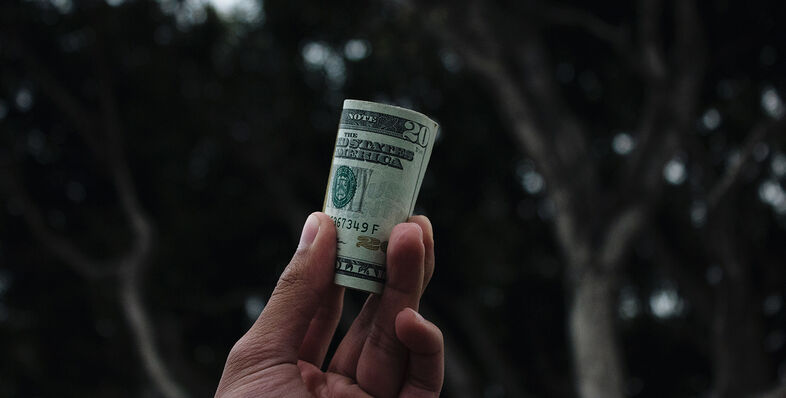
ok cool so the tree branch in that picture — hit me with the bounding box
[92,52,187,398]
[428,4,591,266]
[626,0,705,199]
[93,53,155,265]
[637,0,667,79]
[428,6,553,175]
[468,1,595,176]
[8,42,190,398]
[121,271,189,398]
[509,31,593,176]
[598,204,646,271]
[539,4,630,56]
[624,0,671,185]
[707,117,786,212]
[0,167,111,279]
[13,41,105,160]
[670,0,705,125]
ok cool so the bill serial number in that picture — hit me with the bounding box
[330,216,380,234]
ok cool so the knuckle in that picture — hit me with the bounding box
[273,267,315,303]
[224,333,284,372]
[276,268,304,292]
[273,261,309,298]
[225,336,262,368]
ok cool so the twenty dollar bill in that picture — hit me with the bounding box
[323,100,438,294]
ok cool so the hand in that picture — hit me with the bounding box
[215,212,443,398]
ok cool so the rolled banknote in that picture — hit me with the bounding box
[323,99,438,294]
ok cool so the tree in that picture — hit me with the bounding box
[1,0,785,397]
[412,0,786,397]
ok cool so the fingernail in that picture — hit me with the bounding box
[410,308,425,322]
[298,213,320,250]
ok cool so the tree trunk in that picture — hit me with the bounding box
[712,276,769,398]
[569,267,625,398]
[711,250,769,397]
[707,205,770,398]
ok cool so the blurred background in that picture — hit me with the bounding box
[1,0,786,397]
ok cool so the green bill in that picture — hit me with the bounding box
[323,99,438,294]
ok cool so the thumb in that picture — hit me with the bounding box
[240,212,337,363]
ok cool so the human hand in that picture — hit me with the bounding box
[215,212,443,397]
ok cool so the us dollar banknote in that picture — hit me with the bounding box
[323,100,438,294]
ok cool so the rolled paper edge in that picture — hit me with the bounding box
[334,273,383,294]
[342,99,439,131]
